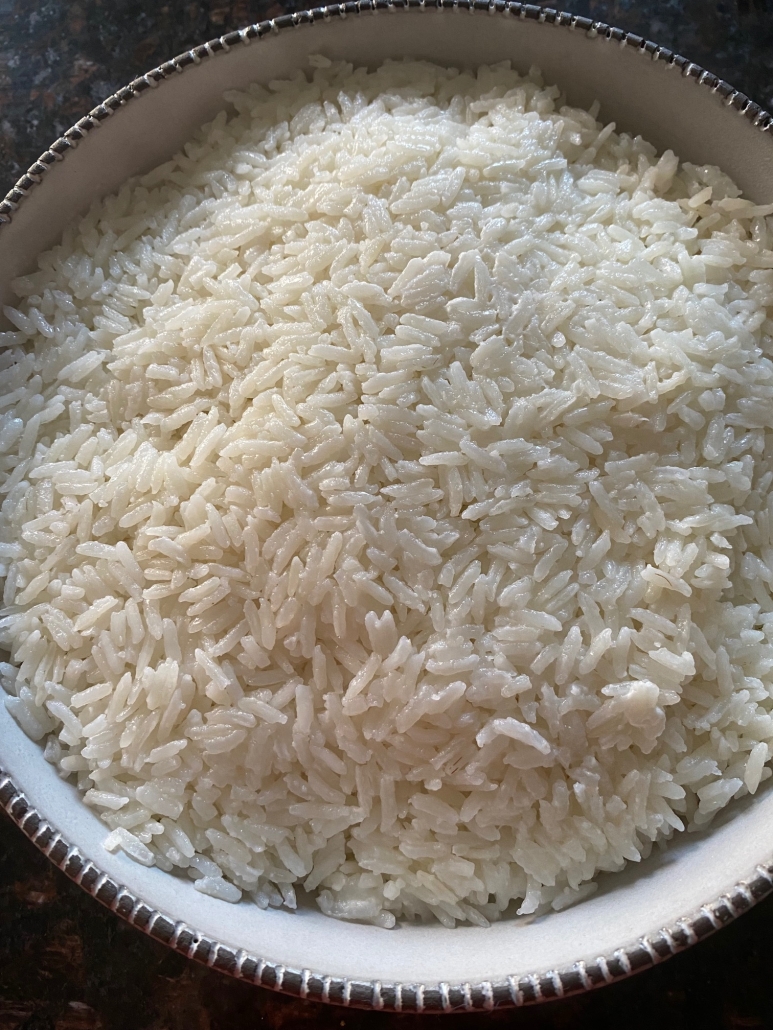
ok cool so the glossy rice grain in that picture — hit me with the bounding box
[2,57,773,928]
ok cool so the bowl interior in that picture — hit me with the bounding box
[4,696,773,986]
[1,4,773,993]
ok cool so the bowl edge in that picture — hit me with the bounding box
[2,0,773,1010]
[3,765,772,1011]
[1,0,772,225]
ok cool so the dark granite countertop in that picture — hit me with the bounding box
[2,1,773,1028]
[2,0,773,191]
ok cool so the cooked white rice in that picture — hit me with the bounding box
[2,57,773,928]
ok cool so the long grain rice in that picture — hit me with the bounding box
[2,58,773,927]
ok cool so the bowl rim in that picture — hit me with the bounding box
[2,0,772,224]
[2,0,773,1012]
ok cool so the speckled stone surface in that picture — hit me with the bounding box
[4,810,773,1028]
[1,0,773,191]
[1,0,773,1026]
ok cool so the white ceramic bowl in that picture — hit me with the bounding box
[2,2,773,1012]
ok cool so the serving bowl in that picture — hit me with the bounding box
[1,2,773,1012]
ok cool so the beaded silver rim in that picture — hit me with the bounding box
[1,0,771,223]
[1,1,772,1010]
[3,767,772,1010]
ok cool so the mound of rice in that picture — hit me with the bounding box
[2,57,773,928]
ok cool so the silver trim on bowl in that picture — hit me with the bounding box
[1,0,772,1010]
[0,0,771,228]
[3,767,772,1009]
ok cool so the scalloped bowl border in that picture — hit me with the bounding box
[1,0,773,1011]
